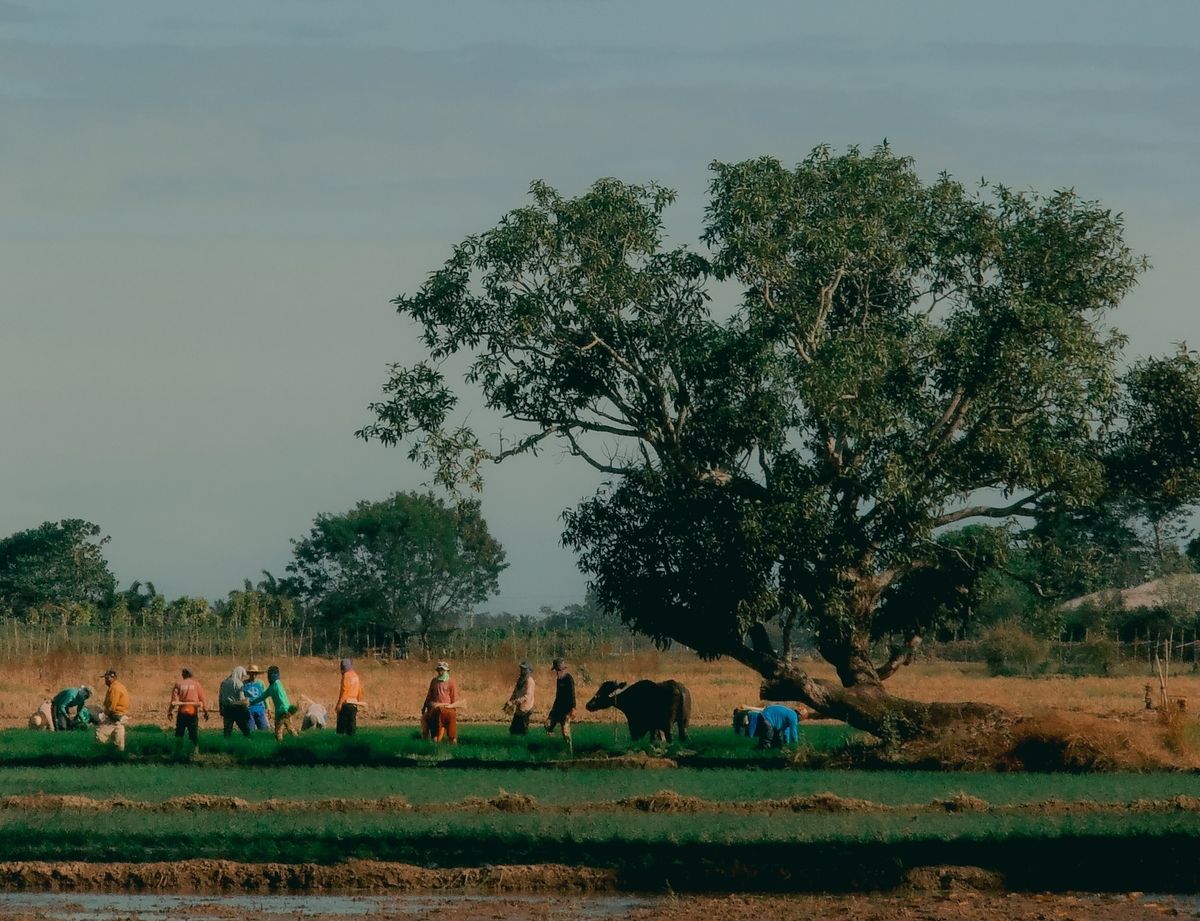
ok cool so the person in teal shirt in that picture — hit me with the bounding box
[244,665,298,741]
[51,686,92,731]
[243,665,269,732]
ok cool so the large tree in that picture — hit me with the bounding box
[286,492,506,650]
[0,519,116,617]
[360,145,1200,740]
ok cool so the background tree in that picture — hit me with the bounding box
[361,145,1200,740]
[286,492,506,652]
[0,519,116,618]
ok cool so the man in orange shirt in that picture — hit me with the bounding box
[167,667,209,752]
[95,669,130,752]
[335,658,364,736]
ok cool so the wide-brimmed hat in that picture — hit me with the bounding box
[435,661,450,671]
[245,664,262,674]
[519,660,532,672]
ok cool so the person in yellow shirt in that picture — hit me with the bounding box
[95,669,130,752]
[335,658,364,736]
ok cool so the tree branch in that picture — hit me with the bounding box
[876,635,921,681]
[934,490,1049,528]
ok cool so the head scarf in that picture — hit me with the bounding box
[267,665,280,684]
[340,658,353,672]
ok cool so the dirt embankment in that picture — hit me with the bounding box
[8,790,1200,818]
[0,859,616,894]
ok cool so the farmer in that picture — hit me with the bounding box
[28,698,55,731]
[244,665,299,741]
[745,704,802,748]
[218,665,251,738]
[300,695,329,731]
[167,667,210,752]
[95,669,130,751]
[335,657,364,736]
[51,685,92,731]
[502,661,535,735]
[421,661,459,743]
[243,665,269,732]
[545,657,576,751]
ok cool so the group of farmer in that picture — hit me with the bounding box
[33,658,366,753]
[420,655,577,747]
[29,668,132,749]
[33,655,801,753]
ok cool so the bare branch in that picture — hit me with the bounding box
[561,428,634,476]
[934,490,1050,528]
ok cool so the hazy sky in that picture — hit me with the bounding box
[2,1,1198,612]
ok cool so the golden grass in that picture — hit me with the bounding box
[4,648,1197,734]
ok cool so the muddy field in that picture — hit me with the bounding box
[0,862,1196,921]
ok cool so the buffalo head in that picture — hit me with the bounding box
[585,680,627,712]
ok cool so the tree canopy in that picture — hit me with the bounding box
[286,492,506,650]
[361,144,1200,737]
[0,519,116,617]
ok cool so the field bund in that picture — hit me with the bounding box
[4,725,1200,893]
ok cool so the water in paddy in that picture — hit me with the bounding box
[0,892,654,920]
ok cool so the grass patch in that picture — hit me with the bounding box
[7,764,1200,807]
[1,808,1198,858]
[0,723,857,768]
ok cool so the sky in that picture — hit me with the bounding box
[2,1,1199,612]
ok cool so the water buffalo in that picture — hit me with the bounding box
[585,679,691,743]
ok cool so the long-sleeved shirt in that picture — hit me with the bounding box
[246,678,292,715]
[550,671,575,717]
[508,675,535,712]
[102,680,130,718]
[423,677,458,710]
[52,687,87,717]
[746,705,800,744]
[170,678,207,716]
[336,670,364,710]
[219,672,247,709]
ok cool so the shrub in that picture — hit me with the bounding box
[1058,638,1120,677]
[978,622,1049,677]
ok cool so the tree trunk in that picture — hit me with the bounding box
[727,625,1010,745]
[758,662,1009,743]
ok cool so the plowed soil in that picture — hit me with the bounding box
[0,860,615,893]
[0,856,1197,921]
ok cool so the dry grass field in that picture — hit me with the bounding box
[2,647,1194,731]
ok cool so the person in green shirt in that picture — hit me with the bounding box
[51,686,92,731]
[244,665,299,741]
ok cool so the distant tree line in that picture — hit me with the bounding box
[0,494,619,659]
